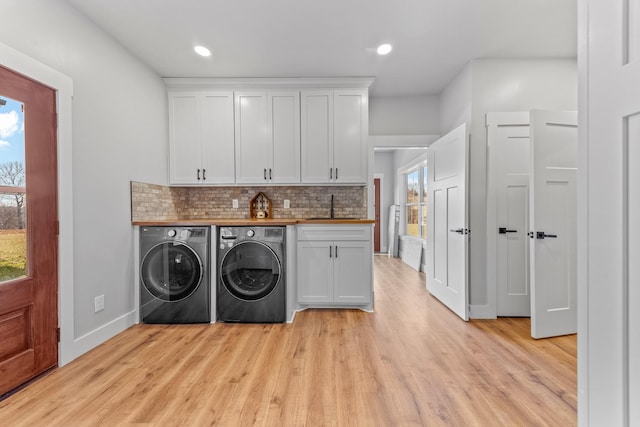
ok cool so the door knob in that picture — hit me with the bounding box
[536,231,557,239]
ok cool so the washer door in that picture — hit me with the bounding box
[141,242,203,301]
[220,241,281,301]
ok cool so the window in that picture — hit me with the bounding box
[405,166,428,238]
[406,170,419,237]
[421,166,427,238]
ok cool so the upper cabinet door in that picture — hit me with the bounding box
[201,91,235,184]
[333,89,367,184]
[268,91,300,184]
[169,93,201,184]
[168,91,235,185]
[235,91,269,184]
[301,91,333,183]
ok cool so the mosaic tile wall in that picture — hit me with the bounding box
[131,181,367,221]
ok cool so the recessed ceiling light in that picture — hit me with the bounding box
[377,44,392,55]
[194,45,211,57]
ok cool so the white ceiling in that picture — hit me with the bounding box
[64,0,577,97]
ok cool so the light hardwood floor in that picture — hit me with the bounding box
[0,256,576,426]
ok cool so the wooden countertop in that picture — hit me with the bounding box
[133,218,375,226]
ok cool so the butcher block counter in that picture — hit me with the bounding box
[132,218,375,226]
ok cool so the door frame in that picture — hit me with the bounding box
[0,43,75,366]
[373,174,383,252]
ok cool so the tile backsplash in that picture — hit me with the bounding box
[131,181,367,222]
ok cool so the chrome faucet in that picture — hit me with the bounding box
[330,194,335,219]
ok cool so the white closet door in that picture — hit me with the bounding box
[487,112,531,317]
[426,124,469,321]
[529,110,578,339]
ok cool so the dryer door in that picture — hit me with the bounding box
[141,242,203,301]
[220,241,281,301]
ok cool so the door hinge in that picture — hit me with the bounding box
[55,220,60,236]
[54,112,58,129]
[56,327,60,342]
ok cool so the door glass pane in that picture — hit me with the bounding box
[221,241,280,301]
[0,96,27,282]
[141,243,202,301]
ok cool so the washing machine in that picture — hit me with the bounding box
[140,226,210,323]
[217,226,285,323]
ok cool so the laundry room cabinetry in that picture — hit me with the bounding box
[300,89,368,184]
[235,90,300,184]
[168,91,235,185]
[296,224,373,307]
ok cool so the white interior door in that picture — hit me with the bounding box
[487,113,531,317]
[582,0,640,422]
[426,124,469,321]
[529,110,578,339]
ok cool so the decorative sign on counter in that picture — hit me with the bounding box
[250,192,272,219]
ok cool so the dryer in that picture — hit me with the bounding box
[217,226,285,323]
[140,226,210,323]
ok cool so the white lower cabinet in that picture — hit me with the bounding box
[296,225,373,306]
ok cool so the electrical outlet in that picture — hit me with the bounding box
[94,295,104,313]
[232,199,239,209]
[284,199,290,209]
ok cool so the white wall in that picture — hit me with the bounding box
[437,59,578,317]
[0,0,168,363]
[438,64,473,135]
[369,95,440,135]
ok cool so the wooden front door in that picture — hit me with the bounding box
[0,65,58,395]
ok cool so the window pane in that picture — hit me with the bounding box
[422,166,428,204]
[0,96,27,282]
[406,170,419,204]
[421,204,427,239]
[407,205,419,237]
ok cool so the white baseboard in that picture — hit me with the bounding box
[469,304,497,319]
[59,310,137,366]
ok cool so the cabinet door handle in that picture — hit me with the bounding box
[335,168,338,180]
[202,169,206,180]
[197,169,201,180]
[269,168,272,180]
[264,168,267,180]
[329,246,332,258]
[335,245,338,258]
[330,168,333,180]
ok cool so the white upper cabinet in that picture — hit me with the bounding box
[301,91,333,183]
[301,89,368,184]
[165,78,372,186]
[235,91,269,183]
[333,90,368,183]
[269,91,301,183]
[235,90,301,184]
[168,91,235,185]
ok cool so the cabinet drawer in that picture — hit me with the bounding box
[297,225,371,241]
